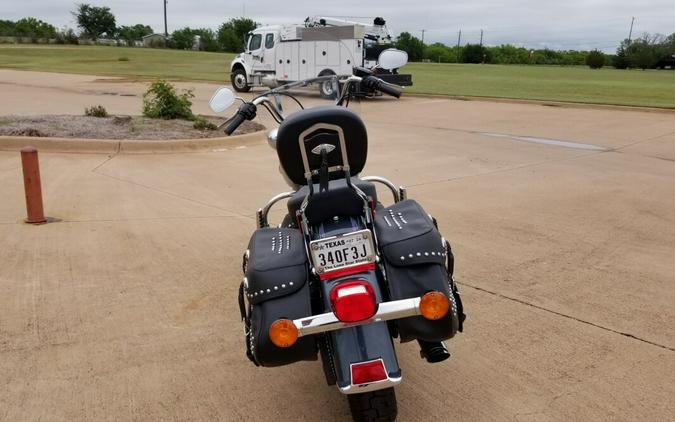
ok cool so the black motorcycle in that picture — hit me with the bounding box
[209,55,465,422]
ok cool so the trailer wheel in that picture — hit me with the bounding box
[231,68,251,93]
[318,70,338,99]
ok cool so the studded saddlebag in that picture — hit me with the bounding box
[375,200,462,343]
[240,228,317,367]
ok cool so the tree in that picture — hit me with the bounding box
[614,33,675,69]
[170,28,220,51]
[491,44,530,64]
[218,17,257,52]
[630,42,659,69]
[0,20,16,37]
[171,27,196,50]
[424,43,456,63]
[395,32,425,62]
[73,4,116,40]
[613,45,629,69]
[586,50,605,69]
[657,33,675,63]
[118,24,153,46]
[532,48,563,65]
[461,44,491,63]
[196,29,220,52]
[626,34,664,69]
[14,17,57,39]
[218,28,240,52]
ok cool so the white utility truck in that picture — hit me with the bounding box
[229,16,412,97]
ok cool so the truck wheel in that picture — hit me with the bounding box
[347,387,398,422]
[231,69,251,93]
[318,70,337,99]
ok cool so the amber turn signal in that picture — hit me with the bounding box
[269,319,299,348]
[419,291,450,320]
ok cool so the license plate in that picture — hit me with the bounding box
[309,229,375,275]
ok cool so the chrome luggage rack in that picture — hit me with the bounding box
[255,176,407,229]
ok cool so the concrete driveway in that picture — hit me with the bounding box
[1,70,674,421]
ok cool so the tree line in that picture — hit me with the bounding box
[395,31,675,69]
[0,18,58,39]
[1,3,256,52]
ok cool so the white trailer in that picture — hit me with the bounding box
[229,18,412,97]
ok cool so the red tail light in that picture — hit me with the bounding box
[351,359,388,385]
[329,280,377,322]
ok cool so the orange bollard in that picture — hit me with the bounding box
[20,146,47,224]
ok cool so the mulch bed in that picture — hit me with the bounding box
[0,115,264,140]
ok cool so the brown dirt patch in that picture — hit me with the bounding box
[0,115,264,140]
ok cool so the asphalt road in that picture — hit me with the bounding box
[1,70,674,421]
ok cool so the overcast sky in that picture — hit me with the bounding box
[2,1,673,52]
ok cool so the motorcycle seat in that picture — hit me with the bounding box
[287,177,378,225]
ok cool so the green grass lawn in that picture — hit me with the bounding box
[406,62,675,108]
[1,44,674,108]
[0,44,235,81]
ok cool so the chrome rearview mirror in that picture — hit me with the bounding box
[209,87,236,113]
[378,49,408,70]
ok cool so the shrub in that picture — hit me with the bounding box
[586,50,605,69]
[193,116,217,131]
[84,105,108,117]
[142,80,194,120]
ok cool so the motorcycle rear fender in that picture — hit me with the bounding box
[320,268,402,394]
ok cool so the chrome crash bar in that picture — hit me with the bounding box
[294,297,422,337]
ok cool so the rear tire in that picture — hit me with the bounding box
[231,68,251,93]
[347,387,398,422]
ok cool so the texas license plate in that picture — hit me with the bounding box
[309,229,376,275]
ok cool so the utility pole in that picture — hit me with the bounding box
[420,29,425,44]
[163,0,168,37]
[456,30,462,62]
[480,29,484,47]
[627,16,635,43]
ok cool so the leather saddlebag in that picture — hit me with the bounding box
[374,200,463,343]
[240,228,317,367]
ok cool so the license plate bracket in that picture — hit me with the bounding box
[309,229,376,275]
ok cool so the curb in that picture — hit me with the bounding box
[0,130,267,154]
